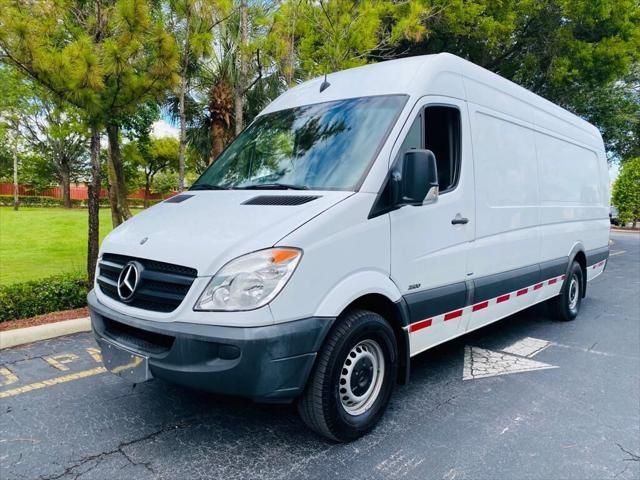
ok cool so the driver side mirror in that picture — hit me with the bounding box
[393,149,439,206]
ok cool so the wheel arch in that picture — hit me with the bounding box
[337,293,411,385]
[567,243,587,297]
[312,272,409,384]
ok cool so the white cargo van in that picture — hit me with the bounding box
[89,53,610,441]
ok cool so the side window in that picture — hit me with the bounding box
[424,106,461,193]
[397,113,422,161]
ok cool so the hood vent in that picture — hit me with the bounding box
[243,195,320,206]
[165,194,194,204]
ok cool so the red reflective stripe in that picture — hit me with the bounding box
[548,278,558,285]
[444,310,463,321]
[561,275,566,280]
[497,294,510,303]
[472,301,489,312]
[517,288,528,296]
[534,283,544,290]
[409,319,432,333]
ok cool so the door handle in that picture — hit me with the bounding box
[451,214,469,225]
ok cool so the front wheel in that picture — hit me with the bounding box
[548,261,584,321]
[297,309,398,442]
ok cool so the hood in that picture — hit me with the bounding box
[100,190,352,276]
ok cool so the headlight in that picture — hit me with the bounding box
[194,248,302,311]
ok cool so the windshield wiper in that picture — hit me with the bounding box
[237,183,309,190]
[190,184,230,190]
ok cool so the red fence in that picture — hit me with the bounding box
[0,183,175,201]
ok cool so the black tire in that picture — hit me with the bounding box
[297,309,398,442]
[548,261,584,321]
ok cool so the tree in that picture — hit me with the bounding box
[393,0,640,162]
[294,0,429,77]
[235,0,249,136]
[0,0,179,280]
[0,65,32,210]
[612,157,640,228]
[125,137,179,207]
[168,0,229,192]
[20,99,89,208]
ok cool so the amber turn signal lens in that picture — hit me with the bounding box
[271,249,300,264]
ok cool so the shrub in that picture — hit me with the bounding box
[0,274,90,322]
[0,195,161,208]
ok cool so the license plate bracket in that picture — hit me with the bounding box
[98,337,153,383]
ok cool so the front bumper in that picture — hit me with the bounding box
[88,290,334,402]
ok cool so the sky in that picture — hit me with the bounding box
[151,119,179,139]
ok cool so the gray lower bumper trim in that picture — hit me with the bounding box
[88,290,335,402]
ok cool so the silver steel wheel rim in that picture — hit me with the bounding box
[568,275,579,311]
[339,339,385,416]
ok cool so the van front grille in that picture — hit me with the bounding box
[97,253,197,313]
[102,317,175,354]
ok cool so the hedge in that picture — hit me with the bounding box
[0,274,90,322]
[0,195,161,208]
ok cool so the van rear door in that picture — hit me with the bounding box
[389,97,475,356]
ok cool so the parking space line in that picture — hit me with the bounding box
[0,366,106,399]
[609,250,626,257]
[0,367,19,386]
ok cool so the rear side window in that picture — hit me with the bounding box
[424,106,461,193]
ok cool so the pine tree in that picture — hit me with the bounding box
[0,0,179,280]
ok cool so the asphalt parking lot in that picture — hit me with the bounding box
[1,232,639,480]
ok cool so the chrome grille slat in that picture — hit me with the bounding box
[97,253,197,313]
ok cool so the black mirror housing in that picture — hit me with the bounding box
[400,149,439,205]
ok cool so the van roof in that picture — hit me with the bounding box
[261,53,601,145]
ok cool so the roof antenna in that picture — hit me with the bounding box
[319,73,331,93]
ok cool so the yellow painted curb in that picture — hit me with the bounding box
[0,317,92,350]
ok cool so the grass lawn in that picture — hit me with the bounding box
[0,207,114,285]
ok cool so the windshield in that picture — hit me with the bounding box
[191,95,407,191]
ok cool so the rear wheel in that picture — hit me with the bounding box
[297,309,397,442]
[548,261,583,321]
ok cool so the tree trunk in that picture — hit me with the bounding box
[60,162,72,209]
[286,2,297,86]
[87,127,101,284]
[107,160,122,226]
[208,80,233,164]
[106,124,131,227]
[209,120,226,165]
[144,173,151,209]
[178,77,187,192]
[234,0,249,136]
[12,142,19,211]
[178,5,191,192]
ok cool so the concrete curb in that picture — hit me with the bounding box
[611,228,640,234]
[0,317,91,350]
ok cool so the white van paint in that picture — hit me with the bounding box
[89,53,609,441]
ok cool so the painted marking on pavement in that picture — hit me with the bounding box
[609,250,625,257]
[44,353,80,371]
[502,337,552,358]
[0,367,106,399]
[463,337,557,380]
[87,347,102,363]
[551,342,639,360]
[0,367,18,386]
[462,346,557,380]
[0,347,107,399]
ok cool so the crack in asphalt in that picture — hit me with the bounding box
[0,354,49,368]
[37,421,191,480]
[616,443,640,462]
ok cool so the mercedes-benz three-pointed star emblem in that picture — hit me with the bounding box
[117,262,140,301]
